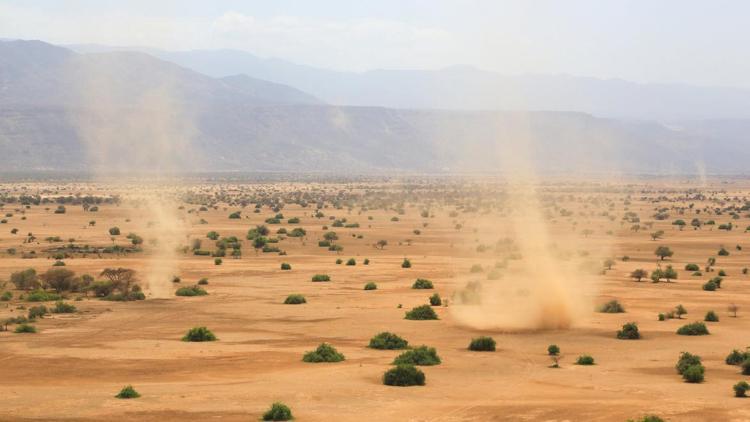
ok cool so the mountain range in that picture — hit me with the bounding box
[0,39,748,174]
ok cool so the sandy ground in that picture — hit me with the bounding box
[1,179,750,421]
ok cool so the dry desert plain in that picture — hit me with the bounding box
[1,178,750,422]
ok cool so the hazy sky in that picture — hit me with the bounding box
[1,0,748,87]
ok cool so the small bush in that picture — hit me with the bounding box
[197,278,209,285]
[262,402,292,421]
[676,322,709,336]
[311,274,330,282]
[280,263,292,270]
[676,352,702,374]
[364,282,377,290]
[26,290,61,302]
[369,332,408,350]
[617,322,641,339]
[468,336,496,351]
[401,258,411,268]
[14,323,36,333]
[405,305,438,320]
[576,355,595,365]
[383,364,425,386]
[302,343,345,362]
[598,300,624,313]
[628,416,665,422]
[726,349,749,365]
[429,293,442,306]
[412,278,434,289]
[284,294,306,304]
[182,326,217,342]
[685,263,700,271]
[115,385,140,399]
[742,358,750,375]
[704,310,719,322]
[393,345,441,365]
[346,258,356,266]
[548,344,560,355]
[702,280,718,291]
[28,305,48,320]
[735,381,750,398]
[52,301,76,313]
[682,364,705,383]
[214,258,222,265]
[175,285,208,297]
[1,291,12,301]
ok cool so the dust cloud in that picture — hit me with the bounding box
[65,52,195,298]
[449,116,611,330]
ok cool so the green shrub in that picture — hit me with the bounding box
[262,402,292,421]
[1,291,11,301]
[280,263,292,270]
[346,258,356,266]
[576,355,595,365]
[363,258,370,265]
[429,293,442,306]
[26,290,60,302]
[401,258,411,268]
[735,381,750,397]
[182,327,217,342]
[284,294,306,304]
[364,282,377,290]
[676,352,701,374]
[393,345,441,365]
[685,263,700,271]
[52,301,76,313]
[412,278,434,289]
[383,364,425,386]
[28,305,48,320]
[628,416,665,422]
[704,310,719,322]
[682,364,705,383]
[14,323,36,333]
[311,274,330,282]
[404,305,438,320]
[742,358,750,375]
[115,385,140,399]
[677,322,709,335]
[468,336,496,351]
[658,313,666,321]
[617,322,640,339]
[702,280,717,291]
[335,258,342,264]
[369,332,408,350]
[598,300,624,313]
[302,343,345,362]
[175,285,208,297]
[548,344,560,355]
[214,258,222,265]
[197,278,209,285]
[726,349,749,365]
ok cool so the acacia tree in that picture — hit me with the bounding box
[100,268,137,294]
[630,269,648,282]
[10,268,40,291]
[41,268,77,293]
[654,245,674,260]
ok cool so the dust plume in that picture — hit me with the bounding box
[64,51,195,297]
[449,116,609,330]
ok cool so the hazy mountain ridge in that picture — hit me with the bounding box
[1,40,749,174]
[67,44,750,121]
